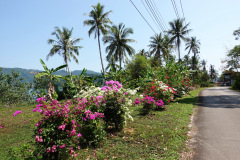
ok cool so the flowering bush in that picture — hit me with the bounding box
[75,80,137,131]
[144,80,176,104]
[134,94,165,114]
[33,97,105,159]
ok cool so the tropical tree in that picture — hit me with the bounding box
[35,59,67,101]
[84,3,112,77]
[106,56,120,72]
[47,27,82,75]
[149,34,173,65]
[103,23,136,69]
[185,37,200,70]
[167,18,191,60]
[149,33,165,65]
[183,54,190,68]
[233,27,240,40]
[209,64,217,82]
[201,59,207,71]
[138,49,150,58]
[227,45,240,72]
[65,68,95,92]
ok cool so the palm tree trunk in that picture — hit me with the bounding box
[177,38,181,60]
[48,80,54,101]
[119,54,122,69]
[66,61,72,76]
[97,29,105,79]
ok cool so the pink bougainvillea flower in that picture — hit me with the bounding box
[13,110,22,116]
[0,124,4,128]
[59,144,66,149]
[77,133,82,137]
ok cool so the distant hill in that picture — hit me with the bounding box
[0,67,100,83]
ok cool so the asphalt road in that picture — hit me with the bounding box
[193,86,240,160]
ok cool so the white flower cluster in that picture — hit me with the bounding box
[155,81,176,93]
[74,85,139,123]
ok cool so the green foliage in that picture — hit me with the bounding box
[102,97,125,132]
[232,73,240,89]
[125,54,148,80]
[0,70,33,107]
[6,142,39,160]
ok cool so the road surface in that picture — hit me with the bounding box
[193,86,240,160]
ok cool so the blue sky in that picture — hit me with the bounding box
[1,0,240,74]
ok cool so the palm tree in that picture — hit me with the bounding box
[105,56,120,72]
[183,54,190,68]
[149,33,165,64]
[84,3,112,77]
[185,37,200,70]
[103,23,136,69]
[35,59,67,101]
[209,64,217,82]
[201,59,207,71]
[149,34,172,65]
[47,27,82,75]
[138,49,150,58]
[162,35,174,63]
[167,18,191,60]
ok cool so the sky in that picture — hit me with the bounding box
[1,0,240,75]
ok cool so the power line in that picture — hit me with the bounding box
[149,0,168,31]
[173,0,180,18]
[145,0,165,32]
[151,0,169,31]
[179,0,189,36]
[141,0,161,32]
[179,0,185,21]
[171,0,180,19]
[129,0,157,34]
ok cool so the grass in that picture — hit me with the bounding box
[0,87,204,159]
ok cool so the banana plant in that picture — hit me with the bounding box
[64,68,95,91]
[35,59,67,101]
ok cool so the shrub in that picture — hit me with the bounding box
[33,97,104,159]
[232,74,240,89]
[75,80,136,132]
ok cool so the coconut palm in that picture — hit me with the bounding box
[105,56,120,72]
[103,23,136,69]
[209,64,217,82]
[162,35,174,63]
[84,3,112,77]
[185,37,200,70]
[149,34,172,65]
[47,27,82,75]
[149,33,165,65]
[35,59,67,101]
[167,18,191,60]
[201,59,207,71]
[183,54,190,68]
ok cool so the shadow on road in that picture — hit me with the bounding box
[196,94,240,109]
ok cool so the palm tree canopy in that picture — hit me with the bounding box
[167,18,191,59]
[149,33,164,58]
[47,27,82,65]
[103,23,136,68]
[84,3,112,38]
[185,37,200,55]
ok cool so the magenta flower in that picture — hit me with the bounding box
[13,110,22,116]
[59,144,66,149]
[77,133,82,137]
[0,124,4,128]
